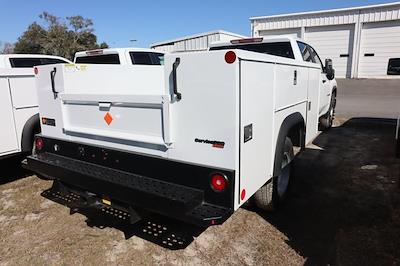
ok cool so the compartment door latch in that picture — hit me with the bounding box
[99,102,112,111]
[244,124,253,143]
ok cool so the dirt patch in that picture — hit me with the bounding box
[0,117,399,265]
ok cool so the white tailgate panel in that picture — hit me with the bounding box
[0,78,18,154]
[9,76,38,108]
[239,60,275,204]
[36,64,169,156]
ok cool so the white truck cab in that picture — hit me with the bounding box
[74,48,165,65]
[25,37,338,232]
[0,54,71,159]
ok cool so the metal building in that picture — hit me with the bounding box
[251,2,400,78]
[150,30,246,53]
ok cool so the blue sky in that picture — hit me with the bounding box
[0,0,398,48]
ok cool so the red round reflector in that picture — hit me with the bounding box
[34,67,38,75]
[35,137,44,151]
[241,189,246,201]
[225,51,236,64]
[211,174,227,192]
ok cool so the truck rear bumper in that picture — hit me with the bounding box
[24,152,233,227]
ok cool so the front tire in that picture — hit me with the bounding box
[254,137,294,211]
[319,91,337,130]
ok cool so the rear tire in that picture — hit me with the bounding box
[319,91,337,130]
[254,137,294,211]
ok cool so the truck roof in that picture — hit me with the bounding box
[0,54,71,69]
[209,35,304,48]
[74,48,164,58]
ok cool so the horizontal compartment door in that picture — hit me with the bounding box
[60,94,171,148]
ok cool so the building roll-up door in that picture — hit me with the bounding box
[359,20,400,78]
[305,25,355,78]
[258,28,301,38]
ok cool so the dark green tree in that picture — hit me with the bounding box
[13,22,47,54]
[14,12,108,60]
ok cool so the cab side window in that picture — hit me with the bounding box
[307,45,324,70]
[10,58,43,68]
[297,42,314,63]
[10,57,69,68]
[130,52,164,65]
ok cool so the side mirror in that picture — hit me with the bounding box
[325,59,335,80]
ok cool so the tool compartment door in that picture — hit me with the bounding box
[305,68,321,144]
[8,75,38,109]
[61,93,170,148]
[0,78,18,154]
[238,60,275,205]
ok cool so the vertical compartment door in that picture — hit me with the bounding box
[239,61,275,205]
[305,69,321,144]
[0,78,18,154]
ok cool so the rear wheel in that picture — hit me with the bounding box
[254,137,294,211]
[319,91,337,130]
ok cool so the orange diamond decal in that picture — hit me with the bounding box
[104,112,113,125]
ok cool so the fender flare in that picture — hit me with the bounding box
[21,114,41,153]
[332,86,337,96]
[273,112,305,176]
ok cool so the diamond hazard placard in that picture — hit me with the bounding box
[104,112,113,125]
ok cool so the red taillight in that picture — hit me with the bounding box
[225,51,236,64]
[34,67,38,75]
[210,173,228,192]
[35,137,44,151]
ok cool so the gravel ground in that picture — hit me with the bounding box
[0,116,399,265]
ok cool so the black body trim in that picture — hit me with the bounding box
[21,114,40,153]
[24,137,234,227]
[273,112,305,176]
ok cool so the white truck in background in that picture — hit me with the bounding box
[24,36,337,231]
[0,54,71,159]
[74,48,164,65]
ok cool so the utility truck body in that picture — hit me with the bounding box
[24,37,337,228]
[0,54,70,159]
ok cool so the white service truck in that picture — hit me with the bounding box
[74,48,164,65]
[24,36,337,228]
[0,54,70,159]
